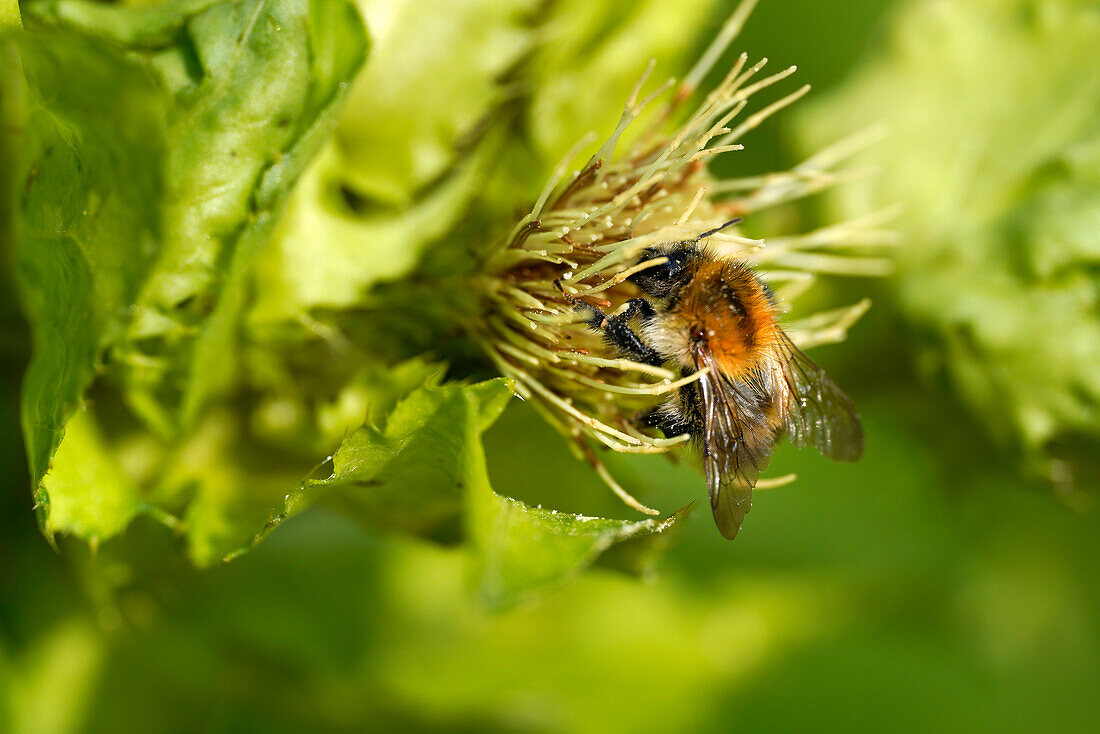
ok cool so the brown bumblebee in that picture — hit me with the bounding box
[580,222,864,539]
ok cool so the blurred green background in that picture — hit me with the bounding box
[3,0,1099,732]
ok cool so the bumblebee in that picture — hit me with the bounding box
[579,223,864,539]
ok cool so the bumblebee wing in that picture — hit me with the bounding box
[695,351,767,540]
[776,331,864,462]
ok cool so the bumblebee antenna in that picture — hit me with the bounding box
[694,217,742,241]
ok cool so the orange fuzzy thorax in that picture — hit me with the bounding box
[659,260,781,379]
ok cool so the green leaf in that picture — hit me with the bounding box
[248,0,539,325]
[6,24,168,534]
[22,0,369,433]
[40,409,145,545]
[250,373,691,609]
[185,359,449,565]
[8,0,368,544]
[154,407,310,567]
[247,133,496,325]
[258,375,514,545]
[0,0,19,29]
[470,495,694,610]
[335,0,537,204]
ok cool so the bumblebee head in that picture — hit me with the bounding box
[628,242,699,298]
[628,219,740,298]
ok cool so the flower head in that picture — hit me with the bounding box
[471,0,895,512]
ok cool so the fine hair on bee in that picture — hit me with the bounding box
[574,226,864,540]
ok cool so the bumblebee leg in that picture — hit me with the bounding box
[581,302,664,367]
[640,380,701,438]
[619,297,656,322]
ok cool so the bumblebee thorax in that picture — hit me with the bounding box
[648,259,779,376]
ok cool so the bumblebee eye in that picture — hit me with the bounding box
[628,246,694,297]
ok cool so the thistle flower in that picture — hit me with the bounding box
[470,0,897,513]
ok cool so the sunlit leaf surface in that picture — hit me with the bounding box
[8,0,368,544]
